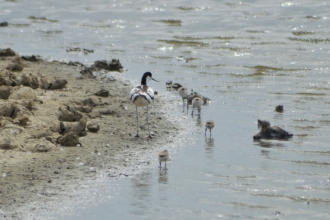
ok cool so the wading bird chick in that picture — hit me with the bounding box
[191,97,204,116]
[205,120,215,137]
[178,86,189,103]
[158,149,169,169]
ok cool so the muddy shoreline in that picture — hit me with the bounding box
[0,49,180,219]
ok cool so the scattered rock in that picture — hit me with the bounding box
[0,143,16,150]
[0,22,9,27]
[0,86,12,99]
[20,100,34,111]
[57,132,79,146]
[80,66,96,78]
[58,106,83,122]
[6,62,23,72]
[66,48,94,54]
[92,59,123,72]
[35,144,51,152]
[275,105,284,113]
[0,101,18,118]
[94,89,109,97]
[9,86,37,100]
[15,114,30,126]
[59,118,87,136]
[48,79,68,90]
[21,55,40,62]
[32,130,53,139]
[88,109,101,118]
[87,123,100,132]
[0,48,16,57]
[81,98,98,107]
[253,120,293,140]
[67,61,84,67]
[99,109,116,115]
[20,74,40,89]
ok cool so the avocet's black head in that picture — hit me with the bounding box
[141,71,159,85]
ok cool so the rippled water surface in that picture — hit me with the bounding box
[2,0,330,219]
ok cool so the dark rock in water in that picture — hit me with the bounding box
[0,48,16,57]
[21,55,40,62]
[92,59,123,72]
[275,105,284,113]
[66,48,94,54]
[257,119,268,127]
[67,61,85,67]
[87,123,100,132]
[82,48,94,54]
[0,22,9,27]
[94,89,109,97]
[57,132,80,146]
[254,120,293,140]
[187,90,210,104]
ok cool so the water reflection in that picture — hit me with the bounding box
[158,169,168,184]
[130,172,152,205]
[194,115,202,127]
[253,140,286,148]
[205,137,215,155]
[181,102,189,113]
[260,149,270,158]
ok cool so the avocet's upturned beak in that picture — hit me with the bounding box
[152,77,160,82]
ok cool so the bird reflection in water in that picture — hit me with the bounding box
[195,115,202,127]
[158,169,168,184]
[205,136,215,155]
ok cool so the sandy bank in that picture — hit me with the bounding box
[0,50,180,219]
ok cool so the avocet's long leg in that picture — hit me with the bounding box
[147,105,151,138]
[205,127,207,136]
[135,106,139,137]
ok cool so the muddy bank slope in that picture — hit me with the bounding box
[0,49,179,219]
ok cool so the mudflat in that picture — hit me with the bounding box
[0,49,179,219]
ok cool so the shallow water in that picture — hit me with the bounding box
[2,0,330,219]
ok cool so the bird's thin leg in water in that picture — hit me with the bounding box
[205,128,207,136]
[135,106,139,137]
